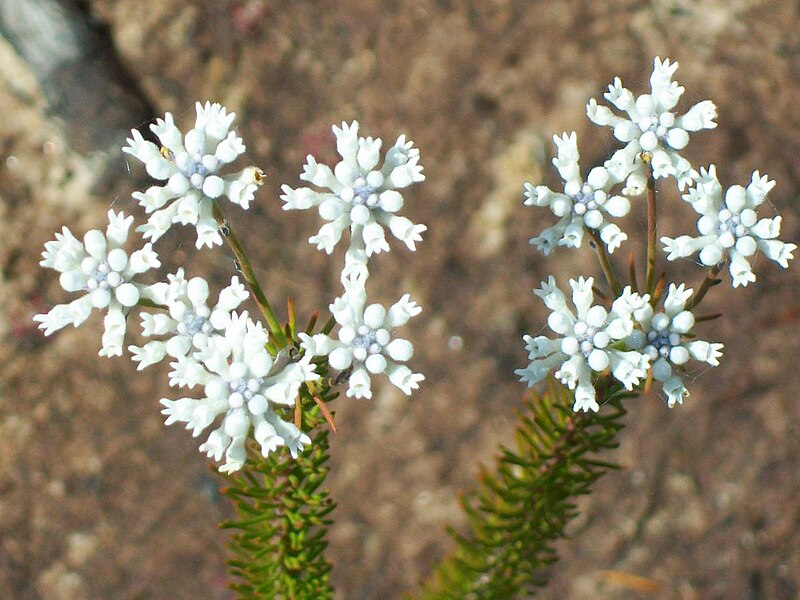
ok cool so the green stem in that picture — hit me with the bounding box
[136,297,167,310]
[588,228,621,296]
[645,166,658,297]
[212,200,289,347]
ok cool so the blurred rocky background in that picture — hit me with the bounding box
[1,1,799,598]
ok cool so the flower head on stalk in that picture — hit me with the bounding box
[160,311,319,473]
[515,277,650,413]
[661,166,796,287]
[300,277,423,400]
[34,210,160,357]
[525,132,630,254]
[587,57,717,193]
[123,101,264,249]
[280,121,426,259]
[128,269,249,369]
[627,283,723,407]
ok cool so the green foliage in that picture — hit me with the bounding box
[219,302,338,599]
[220,396,337,599]
[412,379,632,600]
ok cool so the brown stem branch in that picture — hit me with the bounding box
[588,228,622,296]
[686,262,725,311]
[645,166,658,297]
[628,251,639,293]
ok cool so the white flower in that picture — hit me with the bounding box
[280,121,426,258]
[515,277,650,412]
[661,166,796,287]
[525,132,631,254]
[587,57,717,191]
[128,268,249,369]
[34,210,160,357]
[160,311,319,473]
[627,283,724,407]
[123,102,264,249]
[300,289,424,400]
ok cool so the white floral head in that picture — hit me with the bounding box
[299,291,423,400]
[160,311,319,473]
[661,166,796,287]
[515,276,650,412]
[129,268,250,369]
[280,121,426,259]
[525,132,631,254]
[34,210,160,356]
[627,283,723,407]
[587,57,717,192]
[123,101,264,249]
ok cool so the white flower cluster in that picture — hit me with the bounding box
[587,56,717,192]
[34,210,160,357]
[662,166,796,287]
[162,311,319,473]
[300,284,423,400]
[518,58,793,409]
[37,108,426,471]
[34,104,315,472]
[627,283,723,407]
[516,277,650,412]
[525,132,630,254]
[123,101,264,249]
[281,121,426,259]
[526,58,716,257]
[128,268,250,369]
[284,121,426,398]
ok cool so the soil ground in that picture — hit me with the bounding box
[1,1,799,599]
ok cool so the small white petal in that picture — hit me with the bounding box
[385,338,413,362]
[329,347,353,370]
[363,304,387,329]
[378,190,403,212]
[666,128,689,149]
[671,311,695,333]
[365,354,387,374]
[250,352,272,378]
[203,175,225,198]
[587,349,609,372]
[669,346,690,365]
[639,130,659,151]
[115,283,140,307]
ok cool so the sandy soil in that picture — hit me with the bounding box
[1,1,799,598]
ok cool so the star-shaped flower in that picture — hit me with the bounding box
[627,283,723,407]
[280,121,426,259]
[34,210,160,356]
[160,311,319,473]
[123,102,264,248]
[662,166,796,287]
[587,57,717,192]
[299,281,423,399]
[515,277,650,412]
[129,268,249,369]
[525,132,630,254]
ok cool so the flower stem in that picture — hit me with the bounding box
[588,228,621,296]
[136,297,167,310]
[628,251,639,293]
[686,261,724,311]
[645,166,658,297]
[212,200,289,347]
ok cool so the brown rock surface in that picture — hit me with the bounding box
[1,1,799,598]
